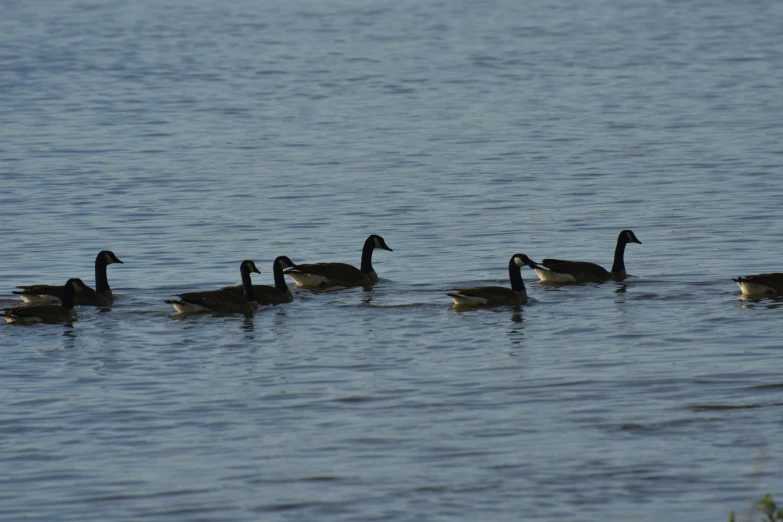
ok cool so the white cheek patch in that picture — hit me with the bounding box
[514,257,525,267]
[374,238,381,248]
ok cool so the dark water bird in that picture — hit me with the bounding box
[165,260,261,314]
[527,229,642,284]
[13,250,124,305]
[4,278,88,324]
[221,256,297,305]
[733,273,783,296]
[285,234,393,288]
[447,254,532,306]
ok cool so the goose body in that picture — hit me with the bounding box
[529,230,642,284]
[13,251,124,305]
[285,234,393,288]
[448,254,532,307]
[165,260,261,314]
[733,273,783,296]
[4,279,88,324]
[221,256,297,305]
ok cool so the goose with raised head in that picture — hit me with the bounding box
[733,273,783,296]
[13,250,124,305]
[528,230,642,284]
[221,256,297,305]
[448,254,532,306]
[4,278,88,324]
[285,234,393,288]
[165,260,261,314]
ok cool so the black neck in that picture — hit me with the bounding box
[360,238,375,274]
[273,261,288,292]
[508,259,525,292]
[61,282,76,310]
[241,266,257,303]
[611,237,627,274]
[95,254,110,293]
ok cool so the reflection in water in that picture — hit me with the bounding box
[738,293,783,309]
[507,311,524,348]
[241,315,255,335]
[62,327,78,350]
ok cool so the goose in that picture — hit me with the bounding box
[220,256,297,305]
[13,250,124,305]
[4,278,88,324]
[165,260,261,314]
[447,254,532,306]
[733,273,783,296]
[527,230,642,284]
[285,234,393,288]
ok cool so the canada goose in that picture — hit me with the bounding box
[220,256,297,305]
[13,250,124,305]
[447,254,532,306]
[4,278,88,324]
[165,260,261,314]
[733,273,783,296]
[285,234,393,288]
[528,230,642,284]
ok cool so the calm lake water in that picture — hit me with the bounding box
[2,0,783,520]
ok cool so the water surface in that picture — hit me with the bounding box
[2,0,783,520]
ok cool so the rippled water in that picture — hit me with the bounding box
[2,0,783,520]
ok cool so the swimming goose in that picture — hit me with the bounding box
[733,273,783,296]
[447,254,532,306]
[220,256,297,305]
[13,250,124,305]
[4,278,88,324]
[528,230,642,284]
[165,260,261,314]
[285,234,393,288]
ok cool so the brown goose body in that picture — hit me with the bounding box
[285,235,393,289]
[13,251,124,305]
[448,254,531,307]
[530,230,642,284]
[733,273,783,296]
[287,262,372,288]
[539,259,614,283]
[221,256,296,305]
[4,279,88,324]
[165,260,261,315]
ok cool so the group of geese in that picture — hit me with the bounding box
[4,231,783,324]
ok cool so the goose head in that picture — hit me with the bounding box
[274,256,297,270]
[620,230,642,245]
[68,278,89,293]
[369,234,393,252]
[100,251,124,265]
[240,260,261,275]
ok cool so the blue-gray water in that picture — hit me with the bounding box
[2,0,783,520]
